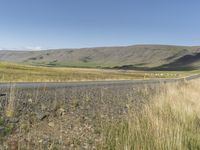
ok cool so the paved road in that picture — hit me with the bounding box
[0,74,200,89]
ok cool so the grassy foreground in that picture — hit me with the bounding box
[1,80,200,149]
[0,62,187,82]
[100,81,200,150]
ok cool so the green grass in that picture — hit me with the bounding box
[0,61,188,82]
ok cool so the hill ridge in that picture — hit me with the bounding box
[1,45,200,71]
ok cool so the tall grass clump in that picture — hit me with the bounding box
[5,85,16,118]
[100,81,200,150]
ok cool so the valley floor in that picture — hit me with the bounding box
[0,62,189,82]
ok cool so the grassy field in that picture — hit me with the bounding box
[0,62,190,82]
[100,81,200,149]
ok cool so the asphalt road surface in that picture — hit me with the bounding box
[0,74,200,89]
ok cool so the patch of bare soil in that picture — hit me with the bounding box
[0,84,154,149]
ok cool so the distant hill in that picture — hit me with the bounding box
[1,45,200,71]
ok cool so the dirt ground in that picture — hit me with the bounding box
[0,84,157,150]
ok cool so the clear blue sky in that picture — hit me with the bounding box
[0,0,200,50]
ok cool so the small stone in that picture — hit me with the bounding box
[48,122,55,127]
[59,108,65,112]
[57,108,65,116]
[9,118,19,123]
[36,113,47,120]
[38,139,43,143]
[28,99,32,103]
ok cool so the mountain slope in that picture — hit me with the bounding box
[1,45,200,70]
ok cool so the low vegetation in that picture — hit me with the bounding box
[0,80,200,149]
[100,81,200,149]
[0,62,186,82]
[1,45,200,71]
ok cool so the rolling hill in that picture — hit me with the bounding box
[1,45,200,71]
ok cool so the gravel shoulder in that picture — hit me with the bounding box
[0,74,200,149]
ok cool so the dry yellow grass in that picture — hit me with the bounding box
[5,85,16,118]
[100,80,200,150]
[0,62,184,82]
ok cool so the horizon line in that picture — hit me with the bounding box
[0,43,200,51]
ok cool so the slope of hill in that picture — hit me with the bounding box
[1,45,200,70]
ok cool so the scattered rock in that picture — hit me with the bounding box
[38,139,43,143]
[36,113,47,120]
[48,122,55,128]
[9,118,19,123]
[28,99,32,103]
[59,108,65,112]
[57,108,65,116]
